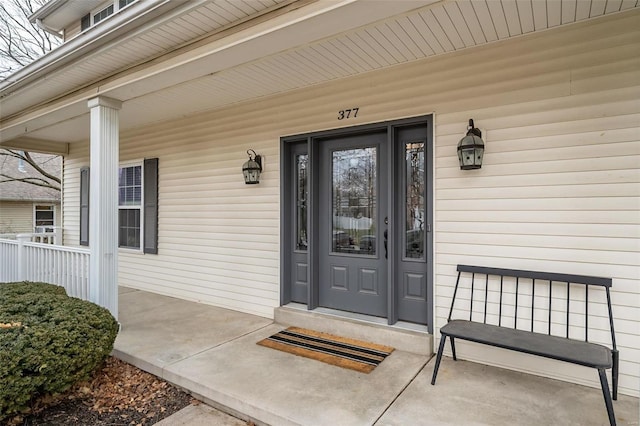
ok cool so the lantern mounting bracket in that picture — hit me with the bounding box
[467,119,482,138]
[247,149,262,171]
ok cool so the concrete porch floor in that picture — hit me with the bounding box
[114,287,639,426]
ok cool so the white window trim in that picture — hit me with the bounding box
[117,0,137,11]
[33,203,56,231]
[92,3,114,25]
[90,0,136,28]
[118,161,144,253]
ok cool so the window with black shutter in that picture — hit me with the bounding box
[79,158,158,252]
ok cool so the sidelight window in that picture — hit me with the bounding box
[295,154,308,251]
[405,142,425,259]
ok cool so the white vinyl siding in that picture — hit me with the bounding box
[63,144,89,246]
[62,14,639,397]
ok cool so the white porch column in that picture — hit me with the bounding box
[87,96,122,320]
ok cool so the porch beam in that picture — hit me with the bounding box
[87,96,121,320]
[0,136,69,155]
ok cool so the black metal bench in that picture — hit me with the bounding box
[431,265,619,426]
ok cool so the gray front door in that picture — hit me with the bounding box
[281,116,433,329]
[318,131,388,317]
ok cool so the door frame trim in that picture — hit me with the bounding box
[280,115,434,331]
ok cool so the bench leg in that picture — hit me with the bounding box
[450,336,457,361]
[597,368,616,426]
[430,335,447,385]
[612,350,619,400]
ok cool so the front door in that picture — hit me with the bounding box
[281,116,433,329]
[318,131,388,317]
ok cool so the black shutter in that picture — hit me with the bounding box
[81,14,90,31]
[79,167,90,246]
[143,158,158,254]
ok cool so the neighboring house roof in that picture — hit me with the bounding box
[0,152,61,202]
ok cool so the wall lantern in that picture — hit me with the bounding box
[243,149,263,184]
[457,119,485,170]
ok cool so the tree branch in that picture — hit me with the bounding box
[0,150,61,191]
[0,0,60,80]
[0,173,60,191]
[23,151,61,184]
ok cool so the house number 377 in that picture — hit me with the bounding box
[338,108,359,120]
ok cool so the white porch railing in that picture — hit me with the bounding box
[0,227,62,245]
[0,234,90,300]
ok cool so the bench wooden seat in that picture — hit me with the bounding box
[441,320,612,369]
[431,265,619,426]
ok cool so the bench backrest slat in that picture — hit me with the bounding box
[548,284,552,335]
[514,277,519,329]
[449,265,616,351]
[484,274,489,325]
[531,279,535,333]
[566,283,570,339]
[470,273,475,322]
[499,275,504,327]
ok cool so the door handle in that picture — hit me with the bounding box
[383,229,388,259]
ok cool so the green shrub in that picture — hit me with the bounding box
[0,282,119,420]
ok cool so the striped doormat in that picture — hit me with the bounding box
[257,327,394,373]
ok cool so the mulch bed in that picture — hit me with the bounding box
[2,356,195,426]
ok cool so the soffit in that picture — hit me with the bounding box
[93,0,640,133]
[0,0,295,118]
[4,0,640,145]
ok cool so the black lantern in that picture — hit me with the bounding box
[243,149,263,184]
[457,119,485,170]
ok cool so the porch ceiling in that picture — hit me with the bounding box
[1,0,638,147]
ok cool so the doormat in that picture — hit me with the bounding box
[257,326,394,373]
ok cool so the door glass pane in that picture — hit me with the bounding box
[405,142,425,259]
[295,154,308,251]
[332,148,376,255]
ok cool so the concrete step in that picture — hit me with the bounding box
[274,304,432,355]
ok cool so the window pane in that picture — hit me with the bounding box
[134,166,141,185]
[93,5,114,24]
[119,165,142,206]
[332,147,376,255]
[405,142,425,259]
[119,0,135,8]
[35,206,54,227]
[119,209,141,249]
[81,14,90,31]
[295,154,308,251]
